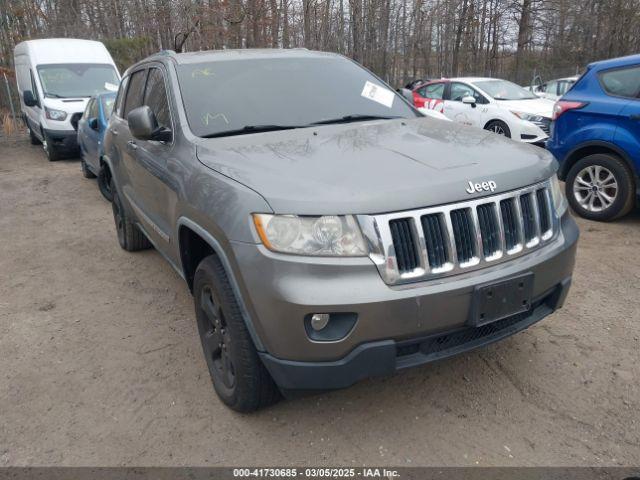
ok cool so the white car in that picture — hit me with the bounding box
[412,77,555,145]
[528,76,579,101]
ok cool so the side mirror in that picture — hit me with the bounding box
[88,117,99,131]
[23,90,37,107]
[400,88,415,103]
[128,106,172,142]
[462,95,476,106]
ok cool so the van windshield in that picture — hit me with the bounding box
[37,64,119,98]
[176,55,417,138]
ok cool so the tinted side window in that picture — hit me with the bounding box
[123,69,147,119]
[143,68,171,129]
[600,65,640,98]
[114,76,129,117]
[29,70,39,102]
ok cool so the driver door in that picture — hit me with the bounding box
[443,82,485,128]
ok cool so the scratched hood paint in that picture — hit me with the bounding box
[195,117,557,215]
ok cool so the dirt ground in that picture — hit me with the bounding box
[0,133,639,467]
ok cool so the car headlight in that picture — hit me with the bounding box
[510,110,544,122]
[550,174,568,216]
[45,107,67,121]
[252,214,367,256]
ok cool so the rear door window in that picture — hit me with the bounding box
[418,83,445,99]
[600,65,640,98]
[123,69,147,119]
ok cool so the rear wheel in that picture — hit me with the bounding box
[111,180,152,251]
[484,120,511,138]
[97,165,113,202]
[565,153,635,221]
[194,255,280,412]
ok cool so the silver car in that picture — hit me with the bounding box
[103,49,579,411]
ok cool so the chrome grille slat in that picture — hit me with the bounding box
[363,179,560,285]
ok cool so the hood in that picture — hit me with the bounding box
[196,118,557,215]
[42,97,88,114]
[497,98,555,118]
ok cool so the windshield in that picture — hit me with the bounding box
[37,64,119,98]
[176,56,418,137]
[101,94,116,117]
[473,79,537,100]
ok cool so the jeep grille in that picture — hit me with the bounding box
[358,180,557,285]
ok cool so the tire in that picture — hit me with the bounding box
[565,153,635,221]
[42,134,61,162]
[97,165,113,202]
[484,120,511,138]
[110,180,152,251]
[29,125,41,145]
[194,255,280,412]
[81,158,96,179]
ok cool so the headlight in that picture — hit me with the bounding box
[45,107,67,121]
[252,214,367,256]
[550,174,568,216]
[510,110,544,122]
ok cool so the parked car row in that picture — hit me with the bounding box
[402,56,640,221]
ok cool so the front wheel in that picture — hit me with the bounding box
[484,120,511,138]
[42,135,60,161]
[29,125,41,145]
[565,153,635,221]
[194,255,280,412]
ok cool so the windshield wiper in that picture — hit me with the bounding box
[311,114,402,125]
[45,93,67,98]
[201,124,304,138]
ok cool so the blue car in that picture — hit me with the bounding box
[78,92,116,201]
[547,54,640,221]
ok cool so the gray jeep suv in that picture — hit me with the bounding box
[103,49,578,411]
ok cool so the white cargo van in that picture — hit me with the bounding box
[13,39,120,161]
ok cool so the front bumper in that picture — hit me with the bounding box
[518,119,549,144]
[43,128,79,154]
[232,212,578,389]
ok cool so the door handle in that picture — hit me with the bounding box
[110,128,119,135]
[630,114,640,121]
[126,140,138,151]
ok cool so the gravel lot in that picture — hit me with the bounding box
[0,134,639,467]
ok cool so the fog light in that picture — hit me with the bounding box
[310,313,330,331]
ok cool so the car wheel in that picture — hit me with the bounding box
[485,120,511,138]
[110,180,152,251]
[42,135,60,162]
[81,158,96,179]
[97,165,113,202]
[28,126,41,145]
[194,255,280,412]
[565,153,635,221]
